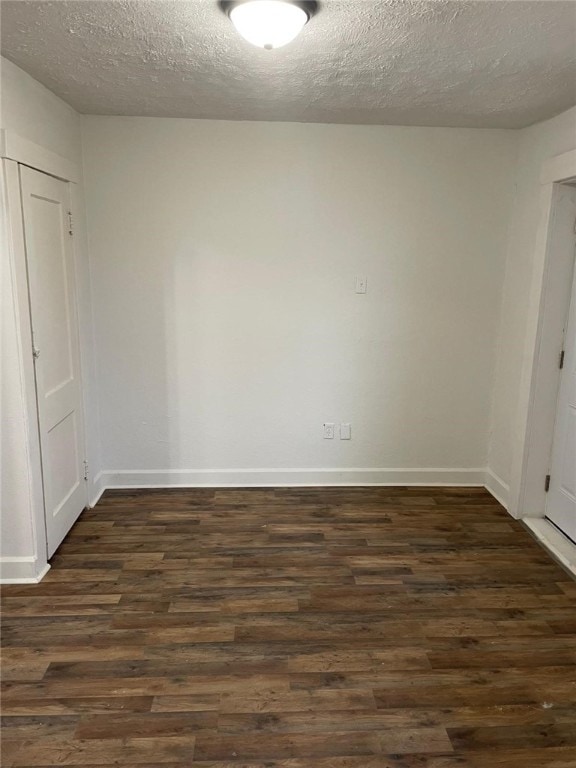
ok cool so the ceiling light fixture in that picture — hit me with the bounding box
[225,0,315,50]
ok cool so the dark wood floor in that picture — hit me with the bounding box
[1,487,576,767]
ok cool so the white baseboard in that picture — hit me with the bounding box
[0,557,50,584]
[484,469,510,509]
[97,467,487,489]
[0,467,506,584]
[524,518,576,577]
[89,472,105,508]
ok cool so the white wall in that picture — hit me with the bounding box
[0,57,100,579]
[487,106,576,502]
[83,116,517,485]
[0,57,82,164]
[1,50,573,581]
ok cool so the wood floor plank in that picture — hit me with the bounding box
[1,486,575,766]
[10,735,195,765]
[74,710,217,739]
[0,696,154,716]
[193,730,383,760]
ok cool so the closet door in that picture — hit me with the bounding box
[20,166,87,557]
[546,255,576,543]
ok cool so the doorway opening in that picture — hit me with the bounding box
[510,149,576,572]
[544,183,576,543]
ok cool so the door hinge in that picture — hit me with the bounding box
[83,460,89,481]
[67,210,73,236]
[545,474,551,492]
[559,349,565,369]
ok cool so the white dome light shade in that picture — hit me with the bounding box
[229,1,309,49]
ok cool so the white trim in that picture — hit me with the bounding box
[1,143,86,583]
[0,129,79,183]
[97,467,486,489]
[89,472,105,507]
[509,181,556,518]
[0,557,50,584]
[2,159,50,571]
[484,469,509,510]
[524,518,576,577]
[70,179,102,514]
[540,149,576,185]
[509,149,576,520]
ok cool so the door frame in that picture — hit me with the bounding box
[1,130,87,572]
[509,148,576,521]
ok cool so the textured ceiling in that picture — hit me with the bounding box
[1,0,575,128]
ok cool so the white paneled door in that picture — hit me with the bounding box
[546,237,576,543]
[20,166,87,557]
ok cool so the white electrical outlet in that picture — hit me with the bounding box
[340,423,351,440]
[323,423,335,439]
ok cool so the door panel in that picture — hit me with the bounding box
[20,166,87,557]
[48,411,81,514]
[546,206,576,542]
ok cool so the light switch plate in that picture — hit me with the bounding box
[355,276,367,294]
[340,423,351,440]
[323,423,335,439]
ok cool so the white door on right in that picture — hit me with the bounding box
[546,245,576,543]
